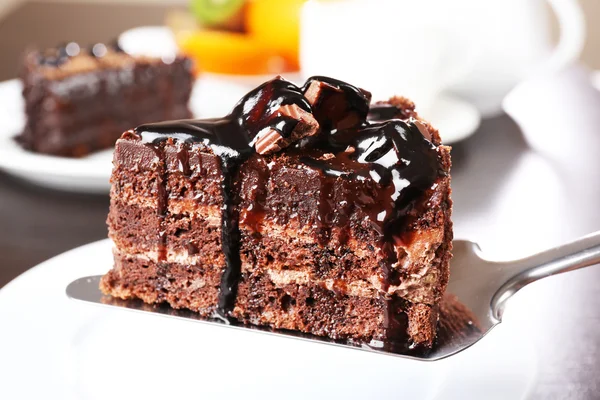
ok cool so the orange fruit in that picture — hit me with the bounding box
[246,0,305,70]
[177,30,290,75]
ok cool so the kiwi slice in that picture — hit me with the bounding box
[191,0,246,29]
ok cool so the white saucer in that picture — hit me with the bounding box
[420,94,481,145]
[590,70,600,92]
[0,239,535,399]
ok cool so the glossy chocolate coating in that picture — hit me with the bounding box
[136,77,316,319]
[303,75,371,131]
[134,76,442,331]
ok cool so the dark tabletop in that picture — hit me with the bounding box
[1,2,600,399]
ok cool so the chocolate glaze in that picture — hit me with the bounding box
[301,120,439,236]
[176,142,192,177]
[368,103,404,121]
[296,115,440,340]
[133,76,443,342]
[136,77,313,320]
[303,76,371,131]
[379,296,412,352]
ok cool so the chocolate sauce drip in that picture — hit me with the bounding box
[315,177,335,245]
[303,119,439,336]
[176,142,191,177]
[238,156,270,232]
[134,75,442,344]
[217,164,242,318]
[300,119,440,241]
[296,92,440,339]
[136,77,311,319]
[242,78,311,141]
[379,297,413,352]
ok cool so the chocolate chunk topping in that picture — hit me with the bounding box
[303,76,372,131]
[132,75,443,322]
[240,77,315,143]
[301,120,439,237]
[251,104,319,155]
[368,103,404,121]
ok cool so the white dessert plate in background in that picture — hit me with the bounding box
[0,239,535,399]
[420,94,481,144]
[590,70,600,92]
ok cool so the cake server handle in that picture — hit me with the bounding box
[490,230,600,319]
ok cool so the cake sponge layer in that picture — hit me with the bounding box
[232,270,438,347]
[108,199,223,264]
[100,250,222,316]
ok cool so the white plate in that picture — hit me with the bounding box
[591,70,600,92]
[0,239,535,399]
[421,94,481,145]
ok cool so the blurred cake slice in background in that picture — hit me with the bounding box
[18,42,194,157]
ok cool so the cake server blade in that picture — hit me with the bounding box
[66,233,600,361]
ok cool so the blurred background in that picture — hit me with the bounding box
[0,0,598,76]
[0,0,597,119]
[1,1,600,398]
[0,0,599,76]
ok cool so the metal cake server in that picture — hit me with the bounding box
[66,231,600,361]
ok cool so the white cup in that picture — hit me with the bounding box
[300,0,476,114]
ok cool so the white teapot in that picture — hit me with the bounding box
[300,0,585,117]
[447,0,585,116]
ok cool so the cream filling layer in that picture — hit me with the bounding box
[111,188,221,226]
[111,192,445,305]
[112,245,222,268]
[112,243,438,305]
[265,267,438,305]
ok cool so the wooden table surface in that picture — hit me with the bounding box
[1,2,600,399]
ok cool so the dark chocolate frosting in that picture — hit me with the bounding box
[136,77,318,319]
[134,76,443,328]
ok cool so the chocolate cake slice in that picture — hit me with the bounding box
[100,76,452,351]
[19,42,194,157]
